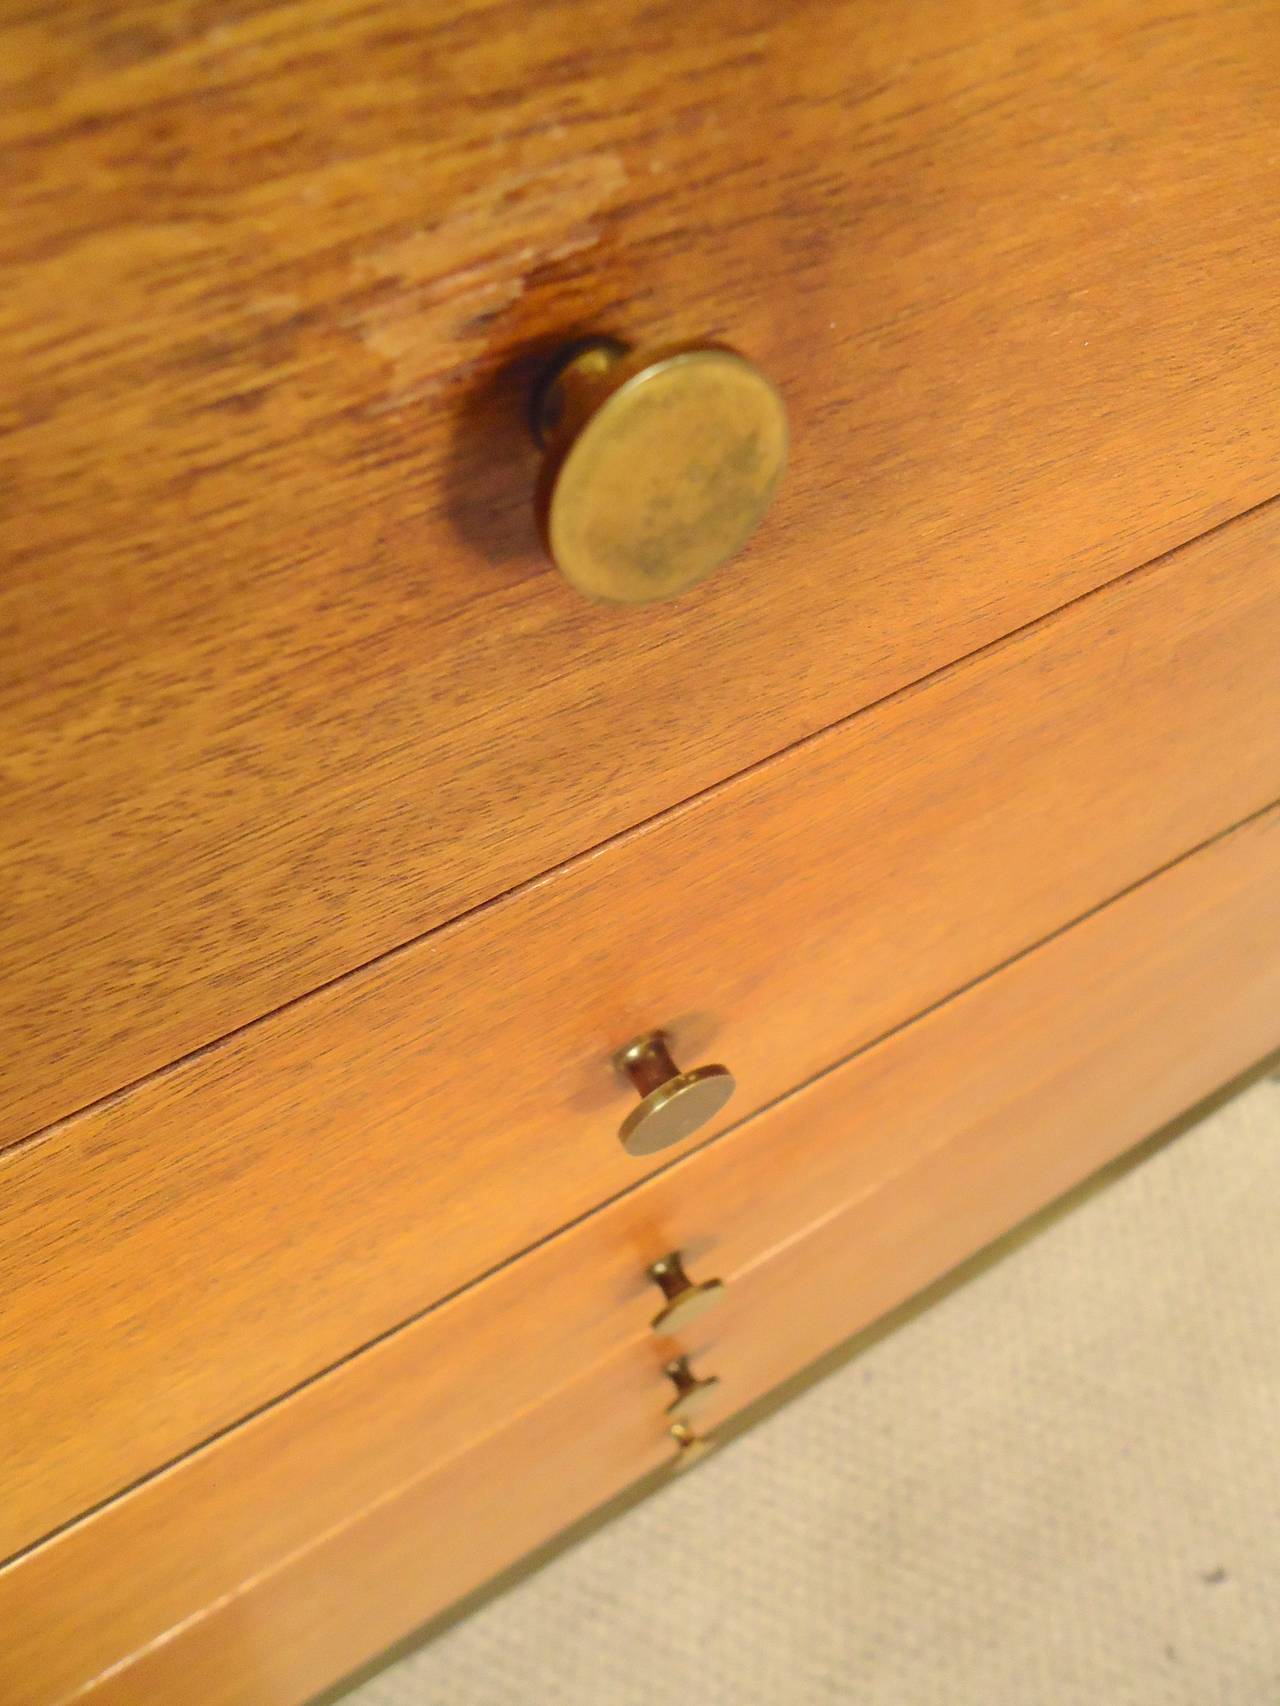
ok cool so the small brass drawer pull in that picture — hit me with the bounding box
[647,1250,725,1335]
[615,1030,735,1157]
[531,336,788,605]
[664,1354,721,1423]
[668,1420,714,1470]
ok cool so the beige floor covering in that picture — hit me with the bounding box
[341,1073,1280,1706]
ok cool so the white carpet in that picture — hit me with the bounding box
[342,1072,1280,1706]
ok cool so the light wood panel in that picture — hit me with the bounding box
[4,0,1280,1139]
[2,803,1276,1706]
[4,520,1280,1558]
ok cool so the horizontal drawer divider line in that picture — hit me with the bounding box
[7,791,1278,1575]
[8,483,1280,1162]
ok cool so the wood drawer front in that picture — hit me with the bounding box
[4,805,1278,1706]
[4,2,1280,1145]
[4,512,1280,1560]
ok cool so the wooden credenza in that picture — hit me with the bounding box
[2,3,1278,1701]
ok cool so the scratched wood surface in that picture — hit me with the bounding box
[2,0,1279,1141]
[3,802,1277,1706]
[4,512,1279,1562]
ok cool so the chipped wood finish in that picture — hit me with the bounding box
[2,802,1277,1706]
[3,0,1280,1141]
[3,511,1279,1561]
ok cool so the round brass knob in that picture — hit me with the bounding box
[531,337,788,604]
[615,1030,735,1157]
[668,1420,714,1470]
[648,1251,725,1335]
[664,1354,721,1423]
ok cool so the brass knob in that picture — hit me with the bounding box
[668,1420,714,1470]
[614,1030,735,1157]
[664,1354,721,1423]
[531,337,788,604]
[648,1251,725,1335]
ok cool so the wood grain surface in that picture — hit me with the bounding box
[3,0,1280,1140]
[4,514,1280,1560]
[3,801,1277,1706]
